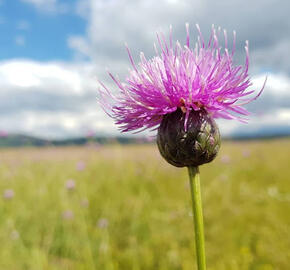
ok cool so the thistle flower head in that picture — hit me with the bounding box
[157,108,221,167]
[99,24,265,167]
[99,24,265,133]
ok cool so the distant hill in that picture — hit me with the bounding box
[229,125,290,140]
[0,134,150,148]
[0,131,289,148]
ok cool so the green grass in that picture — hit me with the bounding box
[0,139,289,270]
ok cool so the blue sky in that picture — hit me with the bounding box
[0,0,86,60]
[0,0,290,139]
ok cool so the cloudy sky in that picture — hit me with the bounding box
[0,0,290,139]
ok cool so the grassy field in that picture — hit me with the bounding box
[0,139,289,270]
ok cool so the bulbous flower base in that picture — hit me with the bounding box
[157,108,221,167]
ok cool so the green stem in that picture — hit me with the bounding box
[188,166,206,270]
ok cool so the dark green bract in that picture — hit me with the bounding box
[157,109,221,167]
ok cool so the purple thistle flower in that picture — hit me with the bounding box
[99,24,266,133]
[98,25,266,268]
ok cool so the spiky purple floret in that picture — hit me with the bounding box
[99,24,265,133]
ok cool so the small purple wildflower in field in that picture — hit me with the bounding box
[145,136,155,143]
[221,155,231,164]
[0,130,8,137]
[3,189,14,200]
[86,130,95,138]
[219,174,229,182]
[76,161,86,171]
[242,149,251,157]
[80,198,89,208]
[65,179,76,191]
[97,218,109,229]
[86,142,101,150]
[62,210,74,220]
[99,242,109,253]
[99,24,265,133]
[10,230,19,240]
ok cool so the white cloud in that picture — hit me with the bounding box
[75,0,89,18]
[217,73,290,137]
[20,0,69,14]
[279,109,290,121]
[69,0,290,138]
[73,0,290,70]
[252,73,290,96]
[217,119,240,136]
[0,59,118,138]
[0,109,117,139]
[218,108,290,137]
[0,58,289,138]
[252,39,290,75]
[0,60,97,93]
[73,0,205,62]
[67,35,91,60]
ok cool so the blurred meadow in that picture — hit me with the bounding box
[1,0,290,269]
[0,139,289,270]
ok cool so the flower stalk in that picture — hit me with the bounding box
[188,166,206,270]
